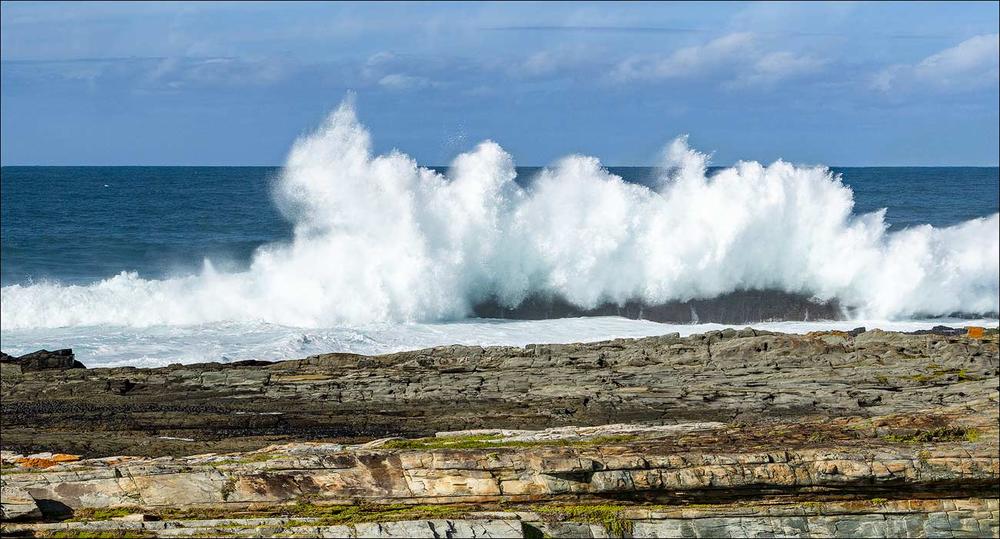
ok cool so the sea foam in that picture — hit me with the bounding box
[1,98,997,330]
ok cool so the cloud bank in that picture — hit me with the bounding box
[873,34,1000,93]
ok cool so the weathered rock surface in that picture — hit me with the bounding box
[2,328,997,458]
[2,407,998,506]
[0,349,84,374]
[1,328,998,537]
[0,485,41,521]
[3,500,997,538]
[1,404,997,536]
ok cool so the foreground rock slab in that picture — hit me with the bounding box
[2,398,998,537]
[3,499,997,538]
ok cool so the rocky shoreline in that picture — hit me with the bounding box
[2,327,998,537]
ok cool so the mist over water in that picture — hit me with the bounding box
[1,98,998,332]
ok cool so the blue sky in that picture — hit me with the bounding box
[1,1,998,166]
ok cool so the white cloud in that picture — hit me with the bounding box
[361,51,444,91]
[611,32,822,87]
[2,55,295,95]
[365,51,396,67]
[515,50,572,77]
[736,51,825,87]
[612,33,754,81]
[143,56,291,89]
[508,47,598,78]
[873,34,999,92]
[915,34,999,80]
[377,73,432,91]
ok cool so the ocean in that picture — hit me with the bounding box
[3,166,998,287]
[2,103,998,367]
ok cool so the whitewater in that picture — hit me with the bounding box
[2,98,998,366]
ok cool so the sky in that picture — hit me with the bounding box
[1,1,998,166]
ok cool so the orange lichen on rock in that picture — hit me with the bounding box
[966,326,984,339]
[15,457,57,468]
[51,453,81,462]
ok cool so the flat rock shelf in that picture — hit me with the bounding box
[1,328,998,538]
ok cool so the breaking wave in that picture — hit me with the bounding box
[2,98,997,330]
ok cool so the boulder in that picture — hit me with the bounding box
[0,485,42,521]
[1,349,85,371]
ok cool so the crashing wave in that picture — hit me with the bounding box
[1,98,997,330]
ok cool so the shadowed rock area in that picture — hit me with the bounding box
[2,328,998,537]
